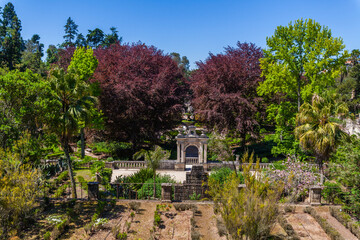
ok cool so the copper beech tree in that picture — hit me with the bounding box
[191,42,264,147]
[92,43,188,150]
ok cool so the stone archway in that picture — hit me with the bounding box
[185,145,199,164]
[176,125,209,166]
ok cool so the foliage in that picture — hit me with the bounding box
[134,145,170,198]
[329,136,360,216]
[0,152,42,238]
[208,167,243,186]
[207,133,234,162]
[63,17,78,46]
[153,210,161,226]
[322,181,344,204]
[258,18,347,111]
[267,157,318,202]
[207,152,283,240]
[128,202,141,213]
[93,43,188,149]
[0,69,55,155]
[90,161,112,185]
[295,93,349,171]
[191,42,263,146]
[137,175,176,199]
[0,2,23,70]
[189,192,201,200]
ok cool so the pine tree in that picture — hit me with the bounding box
[63,17,78,46]
[1,2,23,70]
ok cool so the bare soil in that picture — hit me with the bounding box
[285,206,330,240]
[194,204,226,240]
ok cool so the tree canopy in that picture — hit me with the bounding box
[191,42,264,145]
[93,43,188,150]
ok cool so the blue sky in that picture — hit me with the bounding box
[2,0,360,69]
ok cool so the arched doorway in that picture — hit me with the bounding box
[185,145,198,164]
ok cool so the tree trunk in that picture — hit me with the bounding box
[153,170,156,199]
[297,77,302,112]
[64,143,77,198]
[81,127,85,159]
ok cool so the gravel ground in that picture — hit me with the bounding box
[111,168,193,183]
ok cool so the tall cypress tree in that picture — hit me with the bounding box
[63,17,78,46]
[1,2,23,70]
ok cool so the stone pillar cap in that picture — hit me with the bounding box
[161,183,172,186]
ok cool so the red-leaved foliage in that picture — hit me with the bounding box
[191,42,263,143]
[93,43,188,149]
[57,46,76,70]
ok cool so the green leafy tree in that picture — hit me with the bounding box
[75,33,87,47]
[0,69,55,153]
[1,2,23,69]
[133,146,170,198]
[67,47,100,158]
[295,93,349,174]
[86,28,104,48]
[48,57,98,197]
[46,44,59,65]
[18,34,46,75]
[207,152,283,240]
[258,19,348,157]
[102,27,122,47]
[63,17,78,46]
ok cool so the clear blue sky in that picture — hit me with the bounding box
[2,0,360,69]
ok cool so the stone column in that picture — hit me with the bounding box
[181,144,185,163]
[204,144,207,163]
[177,143,181,163]
[310,185,322,205]
[199,144,203,163]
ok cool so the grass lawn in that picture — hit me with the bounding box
[74,169,94,182]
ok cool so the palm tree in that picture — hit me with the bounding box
[294,93,349,175]
[133,146,170,198]
[49,67,97,198]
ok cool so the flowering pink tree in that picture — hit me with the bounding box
[268,157,319,202]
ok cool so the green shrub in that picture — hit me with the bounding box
[137,175,176,199]
[54,184,69,198]
[43,231,51,240]
[116,232,128,240]
[154,210,161,226]
[209,167,243,186]
[55,170,69,185]
[284,205,295,213]
[189,192,201,200]
[173,203,197,212]
[77,175,87,190]
[322,182,344,204]
[261,157,269,163]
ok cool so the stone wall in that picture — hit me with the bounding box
[173,165,209,201]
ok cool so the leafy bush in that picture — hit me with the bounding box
[154,210,161,226]
[43,231,51,240]
[116,232,128,240]
[261,157,269,163]
[189,192,201,200]
[322,181,344,204]
[55,170,69,185]
[137,175,176,199]
[54,184,69,198]
[209,167,243,186]
[173,203,197,212]
[77,176,87,190]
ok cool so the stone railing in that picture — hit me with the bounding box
[185,157,198,164]
[111,161,147,169]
